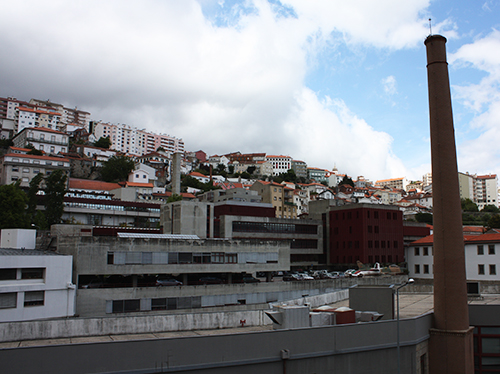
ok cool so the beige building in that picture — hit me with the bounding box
[375,177,409,191]
[0,153,70,187]
[250,180,297,218]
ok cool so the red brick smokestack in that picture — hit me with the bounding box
[425,34,474,374]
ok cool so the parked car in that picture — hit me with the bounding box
[156,278,183,286]
[199,277,224,285]
[344,269,357,277]
[242,276,260,283]
[80,279,104,289]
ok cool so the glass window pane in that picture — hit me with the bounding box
[482,337,500,353]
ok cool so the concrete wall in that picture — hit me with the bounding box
[0,289,348,342]
[0,313,433,374]
[56,235,290,280]
[349,285,395,320]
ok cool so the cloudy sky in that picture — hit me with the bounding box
[1,0,500,182]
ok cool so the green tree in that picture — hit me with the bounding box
[27,173,44,223]
[167,193,183,203]
[482,204,500,213]
[100,156,135,182]
[487,214,500,229]
[44,170,68,227]
[340,175,354,187]
[26,144,44,156]
[461,198,479,212]
[0,182,29,229]
[94,136,111,149]
[247,166,256,175]
[415,212,433,225]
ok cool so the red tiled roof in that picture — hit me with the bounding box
[123,182,154,188]
[20,126,66,135]
[189,172,209,178]
[69,178,121,191]
[2,153,69,162]
[18,107,62,116]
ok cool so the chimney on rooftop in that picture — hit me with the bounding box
[425,34,474,374]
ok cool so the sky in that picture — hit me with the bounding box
[1,0,500,182]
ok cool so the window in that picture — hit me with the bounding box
[0,269,17,280]
[0,293,17,309]
[423,247,429,256]
[225,253,237,263]
[22,168,29,173]
[212,252,225,264]
[479,264,485,275]
[490,264,496,275]
[21,268,44,279]
[489,245,495,255]
[478,245,484,255]
[415,264,420,274]
[424,264,430,274]
[24,291,44,307]
[12,167,19,172]
[112,299,140,313]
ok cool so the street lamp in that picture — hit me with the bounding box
[397,278,414,374]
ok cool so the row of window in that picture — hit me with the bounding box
[10,159,66,166]
[107,251,278,265]
[64,201,161,213]
[0,291,44,309]
[478,245,496,255]
[414,264,497,275]
[334,210,399,220]
[109,296,202,313]
[0,268,45,281]
[414,245,496,256]
[233,221,317,235]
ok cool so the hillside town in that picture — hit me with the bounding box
[1,93,500,373]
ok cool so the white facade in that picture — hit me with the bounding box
[0,247,75,322]
[406,233,500,281]
[12,127,69,155]
[1,229,36,249]
[92,122,184,157]
[266,155,292,176]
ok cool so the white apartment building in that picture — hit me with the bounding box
[29,99,90,129]
[266,155,292,176]
[422,173,432,188]
[475,174,498,210]
[92,122,184,156]
[406,233,500,283]
[459,172,499,209]
[12,127,69,155]
[15,107,61,133]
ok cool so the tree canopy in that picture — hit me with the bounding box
[0,182,29,229]
[461,198,479,212]
[44,170,68,227]
[94,136,111,149]
[100,156,135,182]
[339,175,354,187]
[482,204,500,213]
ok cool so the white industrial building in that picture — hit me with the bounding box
[0,229,75,322]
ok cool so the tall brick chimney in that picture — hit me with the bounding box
[425,34,474,374]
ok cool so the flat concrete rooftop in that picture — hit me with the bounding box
[2,293,499,349]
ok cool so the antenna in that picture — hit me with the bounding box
[429,18,432,35]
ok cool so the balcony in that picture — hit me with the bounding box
[26,136,69,146]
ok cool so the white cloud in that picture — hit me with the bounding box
[450,30,500,175]
[0,0,433,180]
